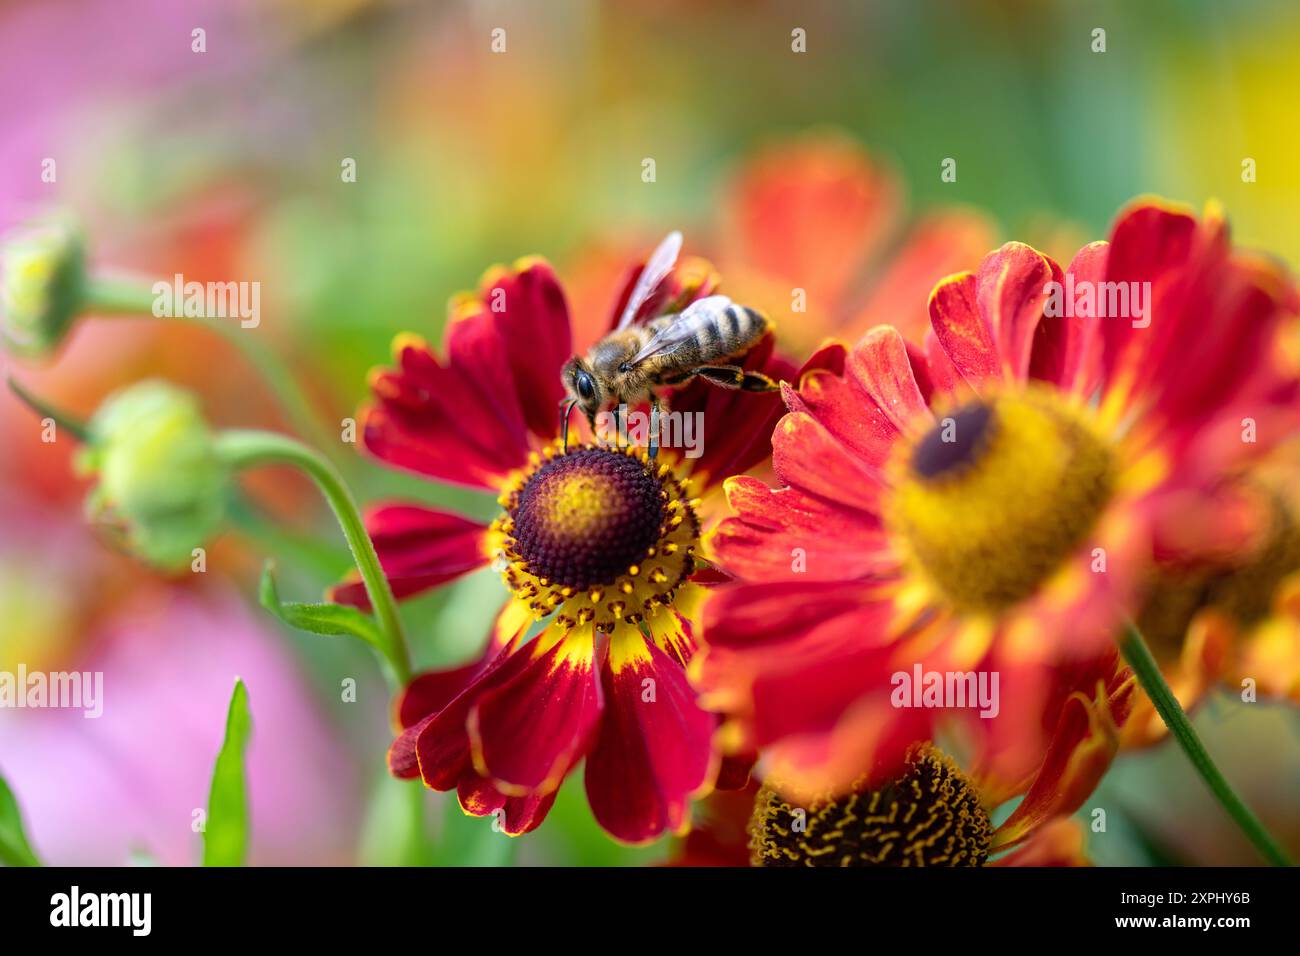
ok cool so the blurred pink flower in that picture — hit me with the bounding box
[0,577,360,866]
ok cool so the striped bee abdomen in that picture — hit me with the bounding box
[716,304,769,359]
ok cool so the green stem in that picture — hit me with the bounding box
[83,276,344,464]
[1119,621,1293,866]
[5,376,90,442]
[216,429,410,686]
[84,275,159,314]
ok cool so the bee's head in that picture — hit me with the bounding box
[562,355,602,424]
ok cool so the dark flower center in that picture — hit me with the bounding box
[510,447,666,592]
[911,400,996,479]
[749,746,993,867]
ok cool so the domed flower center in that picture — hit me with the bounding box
[1139,488,1300,657]
[887,390,1115,612]
[749,746,993,867]
[493,444,700,633]
[511,447,665,591]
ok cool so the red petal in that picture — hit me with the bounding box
[772,410,887,514]
[701,579,889,654]
[992,668,1135,850]
[785,364,899,471]
[467,627,603,795]
[990,818,1091,867]
[798,340,847,378]
[845,325,933,433]
[976,242,1057,381]
[928,272,1002,392]
[1031,241,1107,393]
[923,327,963,400]
[722,133,902,318]
[710,476,892,584]
[331,504,489,608]
[1100,199,1199,398]
[584,630,717,843]
[1102,200,1297,437]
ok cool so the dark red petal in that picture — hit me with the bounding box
[467,628,603,795]
[362,259,571,489]
[484,259,573,438]
[414,642,536,791]
[331,504,489,609]
[715,753,756,791]
[388,714,435,779]
[457,774,559,836]
[584,631,717,843]
[395,660,491,730]
[362,332,527,489]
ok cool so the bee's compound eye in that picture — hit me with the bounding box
[576,370,596,401]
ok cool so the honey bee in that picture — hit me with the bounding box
[560,231,779,456]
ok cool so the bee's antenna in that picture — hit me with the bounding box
[559,398,578,453]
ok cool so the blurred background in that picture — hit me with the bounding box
[1,0,1298,865]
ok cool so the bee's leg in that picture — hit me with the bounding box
[696,366,781,392]
[613,403,624,449]
[559,398,578,452]
[648,397,661,460]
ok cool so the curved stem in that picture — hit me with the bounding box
[216,429,410,686]
[1119,621,1292,866]
[6,376,90,442]
[83,277,344,464]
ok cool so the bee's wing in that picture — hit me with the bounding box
[616,230,682,331]
[626,295,733,367]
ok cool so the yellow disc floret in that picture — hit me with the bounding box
[887,387,1115,613]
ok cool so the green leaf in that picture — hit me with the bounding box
[203,678,253,867]
[259,561,384,652]
[0,772,41,867]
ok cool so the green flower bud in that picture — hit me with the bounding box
[0,218,86,358]
[78,381,229,570]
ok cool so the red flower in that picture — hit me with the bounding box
[686,649,1133,867]
[716,132,998,352]
[338,242,801,842]
[698,198,1300,799]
